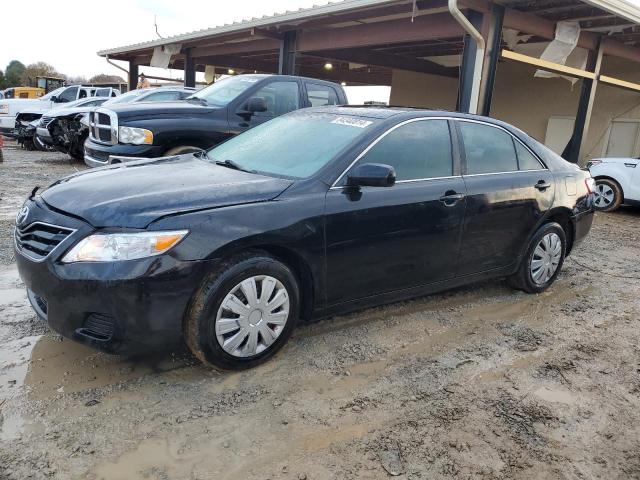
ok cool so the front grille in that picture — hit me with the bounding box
[40,116,55,128]
[15,222,74,261]
[80,313,115,340]
[90,109,117,145]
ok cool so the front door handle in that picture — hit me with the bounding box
[439,191,465,207]
[534,180,552,191]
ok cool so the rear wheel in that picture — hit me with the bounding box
[508,222,566,294]
[593,178,623,212]
[185,252,299,370]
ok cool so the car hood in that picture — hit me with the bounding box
[47,106,94,118]
[40,154,294,228]
[108,101,219,122]
[0,98,50,114]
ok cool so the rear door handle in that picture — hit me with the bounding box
[439,192,465,206]
[534,180,552,191]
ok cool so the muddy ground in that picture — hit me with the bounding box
[1,143,640,480]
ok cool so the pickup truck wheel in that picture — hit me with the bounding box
[184,251,300,370]
[164,145,204,156]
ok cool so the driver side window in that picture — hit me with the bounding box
[357,120,453,181]
[252,81,299,117]
[58,86,79,103]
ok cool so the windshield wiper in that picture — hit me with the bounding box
[215,159,256,174]
[186,96,208,105]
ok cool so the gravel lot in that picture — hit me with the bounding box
[1,144,640,480]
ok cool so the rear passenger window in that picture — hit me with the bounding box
[515,141,544,170]
[359,120,452,181]
[306,83,339,107]
[460,122,518,175]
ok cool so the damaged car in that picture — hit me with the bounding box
[37,86,196,160]
[15,107,595,370]
[17,97,110,151]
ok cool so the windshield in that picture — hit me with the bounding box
[104,89,146,105]
[40,87,66,101]
[206,113,376,179]
[187,76,259,107]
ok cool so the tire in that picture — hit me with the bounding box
[593,178,623,212]
[164,145,204,156]
[184,251,300,370]
[508,222,566,294]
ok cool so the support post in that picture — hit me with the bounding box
[184,48,196,88]
[563,37,604,164]
[456,10,484,113]
[128,61,138,91]
[478,4,504,116]
[278,31,297,75]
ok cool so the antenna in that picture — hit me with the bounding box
[154,14,163,38]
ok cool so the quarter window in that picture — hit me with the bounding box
[515,141,544,170]
[306,83,339,107]
[252,81,299,117]
[460,122,518,175]
[358,120,453,181]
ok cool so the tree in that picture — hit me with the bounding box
[89,74,125,84]
[21,62,63,86]
[4,60,26,87]
[0,69,5,89]
[66,75,88,85]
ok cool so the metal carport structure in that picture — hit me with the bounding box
[98,0,640,162]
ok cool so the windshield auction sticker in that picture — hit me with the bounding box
[331,117,373,128]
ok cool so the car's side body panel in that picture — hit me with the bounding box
[589,158,640,202]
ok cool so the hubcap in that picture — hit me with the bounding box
[530,232,562,285]
[215,275,289,358]
[594,183,615,209]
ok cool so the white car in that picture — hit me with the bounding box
[0,85,118,137]
[587,157,640,211]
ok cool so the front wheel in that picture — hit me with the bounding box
[508,222,566,294]
[184,252,300,370]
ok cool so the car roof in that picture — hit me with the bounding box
[301,105,530,131]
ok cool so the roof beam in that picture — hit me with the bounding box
[191,39,280,59]
[308,48,458,77]
[461,0,640,63]
[297,12,463,52]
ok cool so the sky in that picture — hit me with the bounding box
[0,0,391,102]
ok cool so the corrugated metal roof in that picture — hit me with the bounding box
[97,0,399,56]
[582,0,640,25]
[97,0,640,57]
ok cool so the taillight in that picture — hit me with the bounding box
[585,177,596,194]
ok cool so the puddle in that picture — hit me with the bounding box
[533,386,575,405]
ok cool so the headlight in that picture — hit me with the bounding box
[118,126,153,145]
[61,230,188,263]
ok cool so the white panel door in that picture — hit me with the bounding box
[605,121,640,157]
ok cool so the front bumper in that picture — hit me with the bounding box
[15,198,213,355]
[84,139,165,168]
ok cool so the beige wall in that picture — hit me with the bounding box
[388,57,640,164]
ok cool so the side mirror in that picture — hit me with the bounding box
[245,97,267,113]
[347,163,396,188]
[50,95,59,103]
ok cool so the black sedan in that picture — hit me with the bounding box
[14,107,595,369]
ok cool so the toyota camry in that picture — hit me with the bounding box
[15,107,595,369]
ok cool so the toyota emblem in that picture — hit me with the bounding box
[16,206,29,226]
